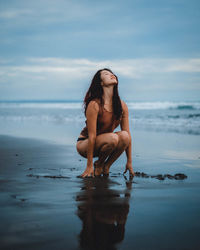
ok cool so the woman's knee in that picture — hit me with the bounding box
[100,133,119,151]
[76,142,87,158]
[118,131,131,147]
[94,133,118,156]
[108,133,119,148]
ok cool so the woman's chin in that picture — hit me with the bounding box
[102,83,117,87]
[110,80,118,85]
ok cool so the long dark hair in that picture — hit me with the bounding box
[83,68,122,120]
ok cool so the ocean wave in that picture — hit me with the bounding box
[127,102,200,110]
[131,117,200,135]
[170,105,196,110]
[0,101,83,109]
[0,115,84,123]
[0,101,200,110]
[168,113,200,119]
[187,113,200,118]
[167,115,180,119]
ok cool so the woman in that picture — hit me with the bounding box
[76,68,134,178]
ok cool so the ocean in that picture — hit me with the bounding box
[0,100,199,144]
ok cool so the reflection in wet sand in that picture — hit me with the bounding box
[76,176,133,250]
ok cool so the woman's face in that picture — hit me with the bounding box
[100,70,118,86]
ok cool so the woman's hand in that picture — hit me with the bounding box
[81,165,94,178]
[123,162,135,177]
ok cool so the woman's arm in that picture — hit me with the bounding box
[81,101,99,178]
[120,101,135,177]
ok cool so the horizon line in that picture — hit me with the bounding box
[0,99,199,103]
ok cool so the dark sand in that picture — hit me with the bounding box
[0,134,200,250]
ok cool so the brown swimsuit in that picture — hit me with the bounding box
[77,99,122,141]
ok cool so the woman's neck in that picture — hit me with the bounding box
[102,86,114,104]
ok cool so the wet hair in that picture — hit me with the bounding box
[83,68,122,120]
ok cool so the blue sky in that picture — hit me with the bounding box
[0,0,200,101]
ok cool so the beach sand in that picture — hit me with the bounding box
[0,133,200,250]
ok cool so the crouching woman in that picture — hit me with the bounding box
[76,68,134,178]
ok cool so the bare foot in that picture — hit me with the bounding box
[103,164,110,177]
[81,167,94,178]
[94,160,104,177]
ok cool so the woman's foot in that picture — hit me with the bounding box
[94,160,104,177]
[103,164,110,177]
[80,166,94,178]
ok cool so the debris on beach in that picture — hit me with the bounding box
[174,173,187,180]
[20,198,27,202]
[10,194,17,199]
[134,172,187,180]
[27,174,70,179]
[69,167,76,171]
[110,172,122,177]
[10,194,28,202]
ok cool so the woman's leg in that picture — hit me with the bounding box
[76,133,119,175]
[76,131,130,176]
[76,133,118,158]
[103,131,131,175]
[93,133,119,175]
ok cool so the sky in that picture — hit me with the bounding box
[0,0,200,101]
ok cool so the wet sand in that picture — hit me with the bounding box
[0,134,200,250]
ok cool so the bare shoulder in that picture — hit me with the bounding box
[86,99,100,115]
[121,100,128,112]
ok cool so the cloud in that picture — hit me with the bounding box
[1,57,199,82]
[165,59,200,72]
[0,0,113,25]
[0,56,200,101]
[1,57,199,100]
[0,9,33,19]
